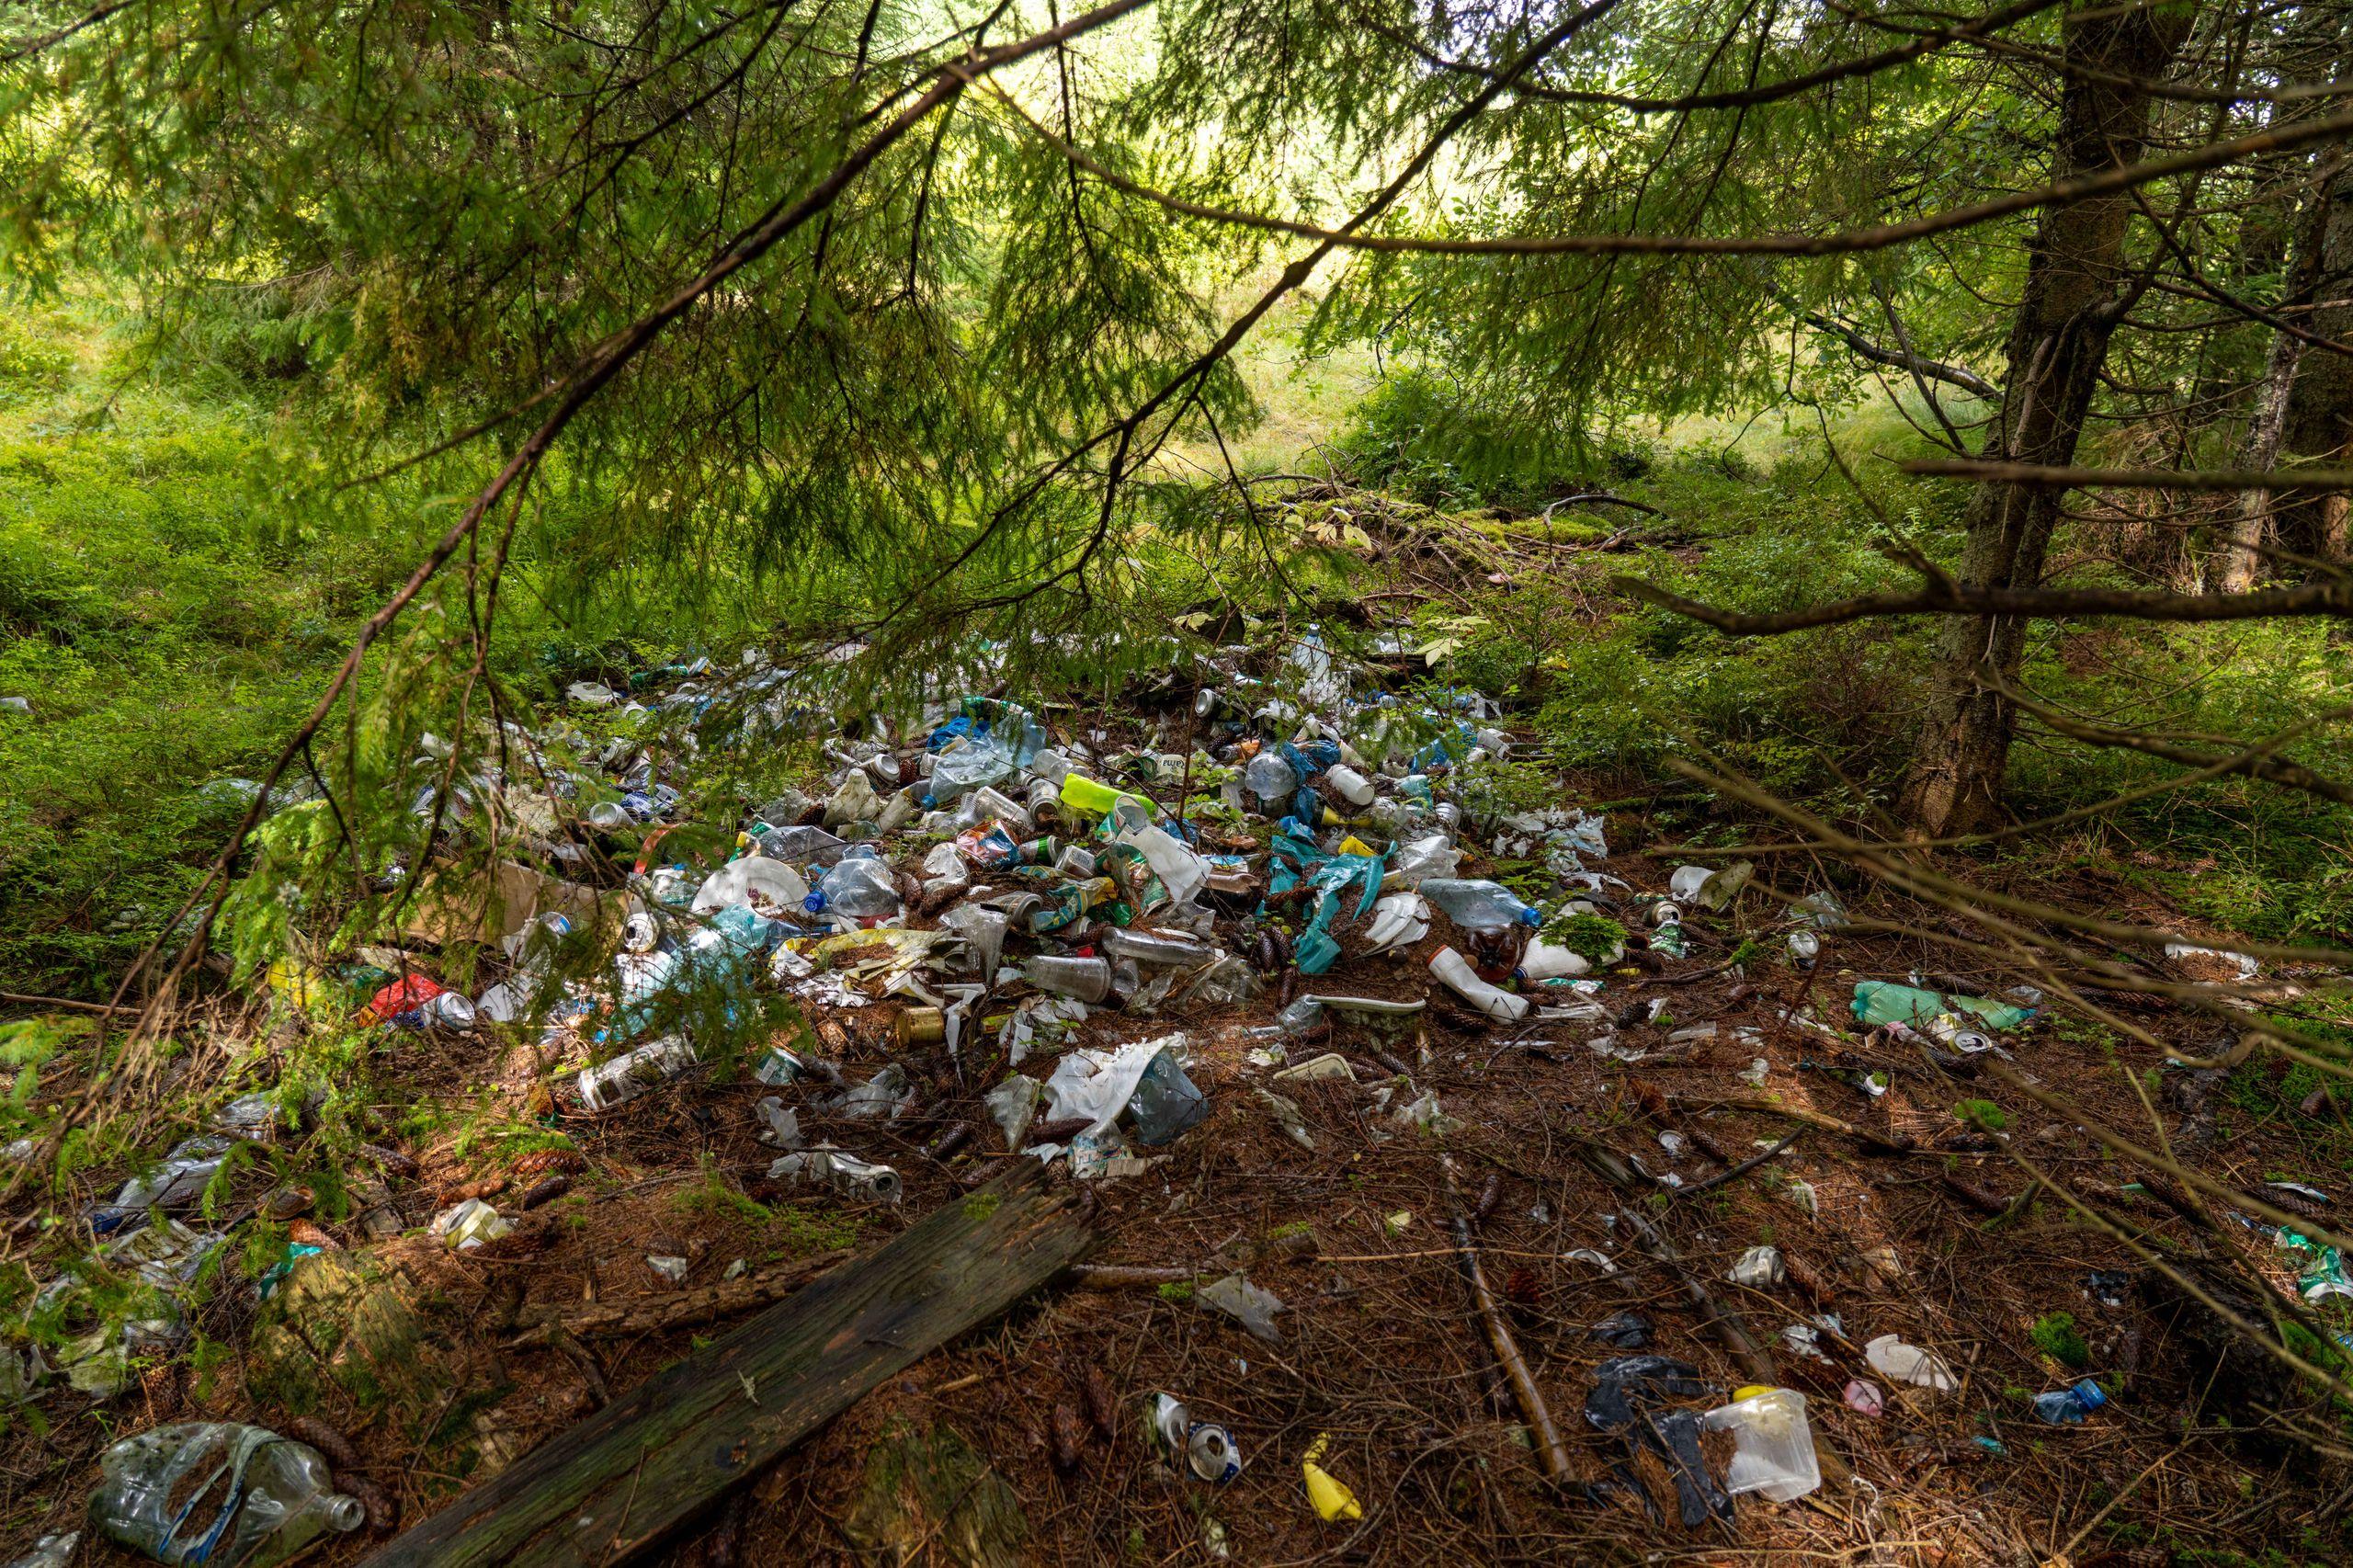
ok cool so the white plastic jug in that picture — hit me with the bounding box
[1428,947,1528,1021]
[1517,937,1593,979]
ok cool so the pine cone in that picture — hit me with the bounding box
[511,1147,587,1178]
[2264,1183,2329,1221]
[1502,1266,1542,1306]
[1941,1171,2009,1214]
[466,1224,548,1261]
[1050,1402,1088,1472]
[286,1218,343,1252]
[1783,1253,1836,1307]
[358,1142,420,1178]
[1076,1363,1117,1440]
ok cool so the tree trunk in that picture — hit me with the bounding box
[2225,11,2350,590]
[2276,64,2353,574]
[1902,4,2192,837]
[2222,303,2310,593]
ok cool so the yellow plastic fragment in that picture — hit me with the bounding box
[1302,1433,1363,1522]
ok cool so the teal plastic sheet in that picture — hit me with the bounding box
[1851,981,2032,1032]
[1269,830,1387,976]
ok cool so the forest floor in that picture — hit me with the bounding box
[9,662,2350,1568]
[6,306,2348,1567]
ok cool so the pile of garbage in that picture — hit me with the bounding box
[355,637,1637,1215]
[10,628,2265,1562]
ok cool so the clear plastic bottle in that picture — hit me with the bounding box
[807,852,902,920]
[1102,928,1215,967]
[1243,751,1298,803]
[1418,879,1542,933]
[91,1422,363,1567]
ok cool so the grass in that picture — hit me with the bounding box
[0,294,442,995]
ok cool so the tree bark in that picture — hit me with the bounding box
[2227,351,2297,594]
[2224,6,2351,589]
[2272,17,2353,577]
[1903,3,2192,836]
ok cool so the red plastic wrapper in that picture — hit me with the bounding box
[364,974,446,1023]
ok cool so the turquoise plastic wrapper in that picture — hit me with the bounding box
[1851,981,2031,1031]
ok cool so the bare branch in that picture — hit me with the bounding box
[1617,568,2353,635]
[983,91,2353,257]
[1903,458,2353,489]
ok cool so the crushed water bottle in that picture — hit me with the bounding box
[91,1422,363,1566]
[1418,879,1542,933]
[805,851,902,920]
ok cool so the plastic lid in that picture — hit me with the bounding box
[2071,1379,2108,1410]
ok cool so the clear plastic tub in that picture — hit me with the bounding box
[1699,1387,1821,1501]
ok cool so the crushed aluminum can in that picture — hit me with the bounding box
[766,1145,902,1204]
[1187,1422,1242,1483]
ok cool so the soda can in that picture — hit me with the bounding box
[823,1150,903,1204]
[1188,1422,1243,1483]
[1788,930,1820,970]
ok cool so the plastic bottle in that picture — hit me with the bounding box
[807,853,902,920]
[753,824,848,864]
[2031,1379,2108,1425]
[90,1422,363,1567]
[1698,1388,1821,1501]
[577,1035,699,1112]
[1419,879,1542,933]
[1428,947,1529,1022]
[1022,955,1113,1003]
[6,1534,76,1568]
[1111,812,1210,905]
[1102,928,1215,967]
[1243,751,1299,804]
[1322,764,1376,807]
[1057,772,1153,819]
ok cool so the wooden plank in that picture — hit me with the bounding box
[362,1162,1092,1568]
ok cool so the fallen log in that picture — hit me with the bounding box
[363,1162,1091,1568]
[505,1249,853,1343]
